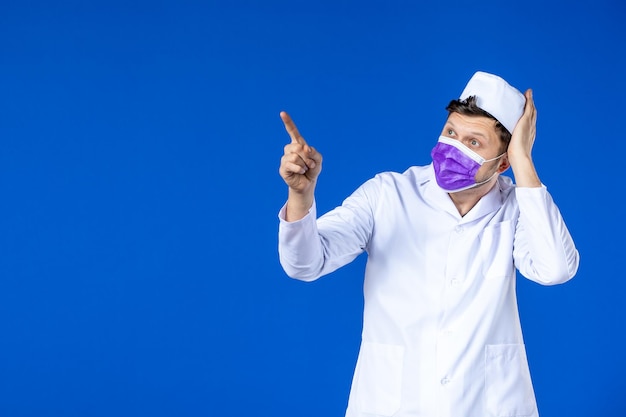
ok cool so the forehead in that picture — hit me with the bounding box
[445,112,500,143]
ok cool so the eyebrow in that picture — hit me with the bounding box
[446,120,489,140]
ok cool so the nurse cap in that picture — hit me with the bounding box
[459,71,526,134]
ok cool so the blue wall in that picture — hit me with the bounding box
[0,1,624,416]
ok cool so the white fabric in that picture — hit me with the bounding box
[460,71,526,134]
[278,165,579,417]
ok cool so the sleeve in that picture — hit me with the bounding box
[277,176,381,282]
[513,185,580,285]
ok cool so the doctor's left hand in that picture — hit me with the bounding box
[507,89,541,187]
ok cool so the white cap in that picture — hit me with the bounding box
[459,71,526,134]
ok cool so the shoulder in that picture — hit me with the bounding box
[371,164,433,185]
[354,165,432,202]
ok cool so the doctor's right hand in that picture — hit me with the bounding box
[279,111,323,195]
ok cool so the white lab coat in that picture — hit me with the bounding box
[278,165,579,417]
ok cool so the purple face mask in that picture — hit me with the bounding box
[430,136,505,192]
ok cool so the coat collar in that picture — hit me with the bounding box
[421,164,508,223]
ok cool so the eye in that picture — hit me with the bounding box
[469,139,479,147]
[446,128,455,136]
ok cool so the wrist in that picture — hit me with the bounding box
[286,189,314,221]
[510,158,541,187]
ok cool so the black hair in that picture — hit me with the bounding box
[446,95,512,150]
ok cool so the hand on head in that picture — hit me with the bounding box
[508,89,537,163]
[506,89,542,188]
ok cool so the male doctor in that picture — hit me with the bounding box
[277,71,579,417]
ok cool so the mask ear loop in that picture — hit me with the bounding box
[474,152,508,187]
[473,168,500,187]
[482,151,507,164]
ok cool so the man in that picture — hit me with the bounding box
[277,71,579,417]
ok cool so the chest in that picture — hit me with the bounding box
[366,188,515,281]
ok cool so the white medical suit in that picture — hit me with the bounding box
[278,164,579,417]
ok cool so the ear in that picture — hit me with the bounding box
[497,154,510,173]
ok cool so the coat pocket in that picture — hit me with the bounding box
[352,342,404,416]
[485,344,537,417]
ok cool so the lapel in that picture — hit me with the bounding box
[422,165,504,223]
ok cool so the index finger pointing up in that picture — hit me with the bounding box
[280,111,306,145]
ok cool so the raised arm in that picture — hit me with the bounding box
[509,90,580,284]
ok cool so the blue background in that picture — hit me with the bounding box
[1,1,624,416]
